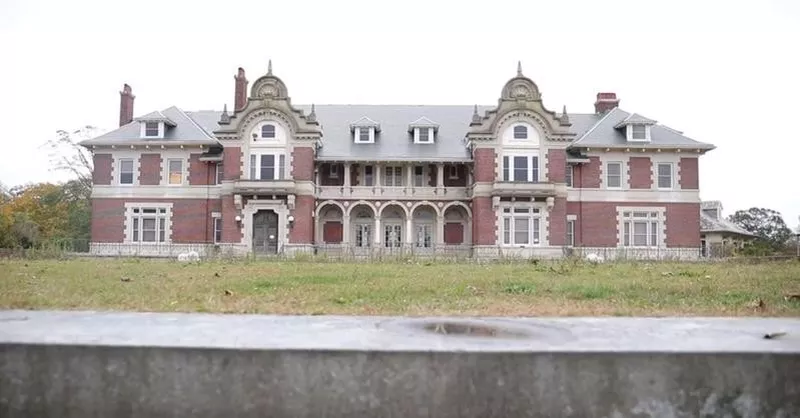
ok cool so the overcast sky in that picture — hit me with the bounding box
[0,0,798,227]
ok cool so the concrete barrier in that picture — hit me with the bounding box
[1,310,799,417]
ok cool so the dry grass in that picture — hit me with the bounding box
[1,258,799,316]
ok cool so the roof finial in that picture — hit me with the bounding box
[559,105,571,126]
[471,104,482,125]
[517,61,523,76]
[267,59,273,76]
[220,104,231,124]
[307,103,317,123]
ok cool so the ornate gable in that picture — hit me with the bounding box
[468,62,575,143]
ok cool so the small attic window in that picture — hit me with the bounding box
[144,122,160,137]
[631,124,647,140]
[358,127,372,143]
[415,127,434,144]
[513,125,528,139]
[261,124,276,139]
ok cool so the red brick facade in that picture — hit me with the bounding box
[473,148,496,183]
[139,154,162,185]
[628,157,652,189]
[220,194,241,243]
[291,146,315,181]
[91,199,125,242]
[679,157,699,189]
[546,149,566,183]
[189,154,213,185]
[575,157,601,188]
[289,195,315,244]
[472,197,495,245]
[222,147,241,181]
[92,154,112,185]
[548,197,567,245]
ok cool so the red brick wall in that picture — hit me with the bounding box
[565,201,701,247]
[291,146,314,181]
[350,164,359,186]
[473,148,496,183]
[444,164,468,187]
[628,157,652,189]
[319,163,343,186]
[92,154,112,185]
[139,154,162,185]
[679,157,699,190]
[548,197,567,245]
[575,157,601,188]
[189,154,213,186]
[471,197,495,245]
[290,195,315,244]
[546,149,566,183]
[221,195,241,243]
[91,199,124,242]
[223,147,241,180]
[171,199,220,243]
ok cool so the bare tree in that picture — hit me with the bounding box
[42,125,99,192]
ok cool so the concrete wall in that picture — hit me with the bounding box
[1,311,798,418]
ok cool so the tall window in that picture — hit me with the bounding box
[363,165,374,186]
[261,124,276,139]
[167,159,183,185]
[384,224,402,248]
[513,125,528,139]
[631,124,647,140]
[355,224,371,247]
[130,207,168,243]
[566,220,575,246]
[383,166,403,186]
[144,122,159,137]
[447,165,459,179]
[215,163,224,185]
[415,224,433,248]
[328,164,339,179]
[414,166,425,187]
[502,155,539,182]
[657,163,673,189]
[501,206,541,246]
[621,211,661,247]
[606,162,622,188]
[565,164,573,187]
[213,218,222,243]
[119,158,134,185]
[249,154,286,180]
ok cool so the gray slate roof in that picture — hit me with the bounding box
[700,212,755,236]
[571,107,714,150]
[80,106,217,146]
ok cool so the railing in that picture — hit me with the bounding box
[317,185,469,200]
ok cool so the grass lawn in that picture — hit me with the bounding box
[1,258,799,316]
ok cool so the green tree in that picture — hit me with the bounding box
[728,207,793,251]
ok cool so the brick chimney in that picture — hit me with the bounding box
[234,68,248,112]
[594,92,620,114]
[119,84,135,127]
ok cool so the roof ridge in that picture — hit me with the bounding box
[173,106,216,141]
[572,107,624,145]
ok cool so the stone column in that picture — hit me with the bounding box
[406,164,413,193]
[437,163,444,188]
[373,216,381,246]
[343,163,351,187]
[375,163,382,188]
[406,217,413,245]
[437,215,445,246]
[342,214,350,245]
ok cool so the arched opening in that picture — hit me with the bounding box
[350,204,375,248]
[318,204,344,244]
[412,205,437,250]
[443,205,470,245]
[380,204,406,248]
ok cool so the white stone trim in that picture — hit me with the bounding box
[498,152,541,182]
[139,121,165,139]
[123,202,174,244]
[241,199,289,251]
[111,150,141,186]
[567,189,699,203]
[91,186,221,199]
[649,154,681,191]
[566,214,577,221]
[159,149,191,187]
[496,201,548,247]
[615,206,667,248]
[211,212,221,218]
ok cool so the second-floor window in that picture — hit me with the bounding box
[383,166,403,186]
[261,124,276,139]
[513,125,528,139]
[249,154,286,180]
[363,165,374,186]
[657,163,673,189]
[167,159,183,185]
[414,166,425,187]
[502,155,539,182]
[328,164,339,179]
[565,164,573,187]
[606,162,622,188]
[119,158,134,185]
[215,163,224,185]
[447,165,459,179]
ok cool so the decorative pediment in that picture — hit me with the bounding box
[407,117,440,132]
[249,60,288,99]
[349,116,381,132]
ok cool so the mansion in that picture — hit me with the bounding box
[80,62,715,259]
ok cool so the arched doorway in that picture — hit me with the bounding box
[381,204,406,249]
[412,205,437,251]
[252,210,279,254]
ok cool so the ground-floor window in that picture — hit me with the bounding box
[384,224,402,247]
[566,219,575,246]
[131,207,168,243]
[354,223,372,247]
[501,206,541,246]
[415,223,433,248]
[621,210,661,247]
[213,217,222,244]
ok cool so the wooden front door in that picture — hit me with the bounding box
[444,222,464,245]
[252,210,279,254]
[323,221,343,243]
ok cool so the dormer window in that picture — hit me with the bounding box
[261,124,276,139]
[408,117,439,144]
[631,124,647,140]
[615,113,656,143]
[513,125,528,139]
[350,116,380,144]
[144,122,160,137]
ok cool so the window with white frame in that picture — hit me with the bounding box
[501,206,541,246]
[130,207,168,243]
[144,122,160,137]
[215,163,224,185]
[363,165,374,186]
[502,155,539,182]
[249,154,286,180]
[213,218,222,243]
[354,223,371,247]
[167,159,183,185]
[383,166,403,186]
[328,164,339,179]
[567,220,575,246]
[513,125,528,139]
[119,158,134,185]
[447,164,458,179]
[384,224,402,248]
[260,124,276,139]
[657,163,673,189]
[417,128,432,143]
[565,164,573,187]
[356,127,372,143]
[621,211,661,247]
[631,124,647,140]
[606,162,622,188]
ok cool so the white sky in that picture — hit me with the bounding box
[1,0,798,227]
